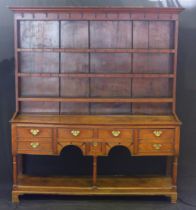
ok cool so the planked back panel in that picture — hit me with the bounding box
[16,8,177,115]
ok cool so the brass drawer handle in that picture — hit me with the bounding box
[153,130,162,137]
[153,143,162,150]
[93,142,98,147]
[30,129,40,136]
[71,130,80,137]
[30,142,40,149]
[112,130,121,137]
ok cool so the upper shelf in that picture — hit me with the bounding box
[18,73,175,78]
[17,48,176,54]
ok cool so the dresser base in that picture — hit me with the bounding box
[12,175,177,203]
[11,114,180,204]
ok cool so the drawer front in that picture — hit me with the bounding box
[58,128,94,139]
[16,127,52,138]
[17,141,53,155]
[138,143,174,154]
[86,142,106,156]
[98,129,132,139]
[139,129,174,141]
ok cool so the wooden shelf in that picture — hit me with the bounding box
[18,97,174,103]
[17,48,176,54]
[11,114,181,125]
[15,175,175,196]
[18,73,175,78]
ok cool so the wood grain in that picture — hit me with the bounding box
[11,114,181,125]
[20,21,59,48]
[20,52,59,73]
[61,21,88,48]
[90,21,132,48]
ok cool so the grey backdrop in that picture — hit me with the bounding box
[0,0,196,204]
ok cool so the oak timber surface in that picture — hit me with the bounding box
[11,114,181,125]
[17,175,173,191]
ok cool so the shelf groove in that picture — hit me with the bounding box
[18,97,174,103]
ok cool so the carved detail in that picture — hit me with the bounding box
[57,142,86,155]
[13,10,179,21]
[105,143,133,156]
[57,141,134,157]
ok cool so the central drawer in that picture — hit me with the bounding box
[58,128,94,139]
[98,129,132,140]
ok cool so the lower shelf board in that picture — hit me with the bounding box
[14,175,176,196]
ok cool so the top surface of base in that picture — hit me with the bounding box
[11,113,181,125]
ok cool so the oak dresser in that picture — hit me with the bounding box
[10,6,183,203]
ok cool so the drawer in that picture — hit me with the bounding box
[98,129,132,139]
[58,128,94,139]
[16,127,52,138]
[138,143,174,154]
[17,141,53,155]
[139,129,174,141]
[86,142,106,156]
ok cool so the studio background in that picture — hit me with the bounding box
[0,0,196,204]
